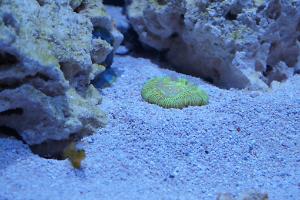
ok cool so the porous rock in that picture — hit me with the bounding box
[0,0,122,145]
[127,0,300,89]
[105,5,130,35]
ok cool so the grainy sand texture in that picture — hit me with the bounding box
[0,55,299,200]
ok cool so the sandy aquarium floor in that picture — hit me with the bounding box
[0,55,299,200]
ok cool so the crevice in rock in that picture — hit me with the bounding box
[256,4,266,13]
[103,0,125,6]
[225,4,242,21]
[59,61,88,93]
[0,73,52,91]
[255,17,261,25]
[203,76,214,85]
[266,0,281,20]
[122,27,142,51]
[2,13,19,33]
[29,133,82,161]
[92,26,114,45]
[33,72,51,82]
[0,52,19,67]
[60,62,81,82]
[101,51,114,68]
[263,65,273,77]
[169,33,179,39]
[296,21,300,41]
[262,64,282,85]
[225,11,238,21]
[36,0,45,6]
[0,125,23,141]
[0,108,23,116]
[91,26,115,67]
[156,0,168,6]
[0,124,83,164]
[30,139,70,160]
[212,68,221,80]
[74,1,87,13]
[296,20,300,32]
[0,125,77,161]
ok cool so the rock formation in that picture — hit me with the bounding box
[127,0,300,89]
[0,0,122,145]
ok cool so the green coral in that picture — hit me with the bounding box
[141,77,209,109]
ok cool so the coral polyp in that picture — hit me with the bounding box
[141,77,209,109]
